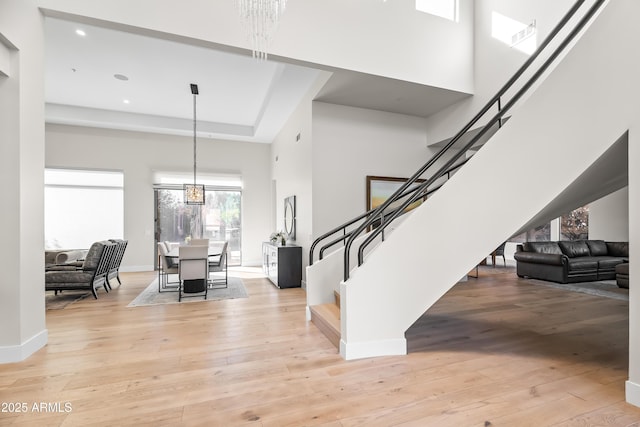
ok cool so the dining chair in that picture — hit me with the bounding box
[189,239,210,246]
[158,242,179,292]
[208,241,229,289]
[178,245,209,301]
[493,242,507,267]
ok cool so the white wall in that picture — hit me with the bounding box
[36,0,474,93]
[589,187,629,241]
[311,102,435,238]
[271,74,331,283]
[0,0,47,363]
[425,0,574,144]
[45,124,272,269]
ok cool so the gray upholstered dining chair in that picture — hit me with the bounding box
[208,241,229,289]
[189,239,209,246]
[178,245,209,301]
[158,242,179,292]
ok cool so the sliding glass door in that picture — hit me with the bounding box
[155,187,241,265]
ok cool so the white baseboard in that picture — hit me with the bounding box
[627,380,640,408]
[0,329,48,364]
[340,337,407,360]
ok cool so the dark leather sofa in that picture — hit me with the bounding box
[514,240,628,283]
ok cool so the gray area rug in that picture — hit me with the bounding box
[524,278,628,301]
[127,277,248,307]
[46,290,91,310]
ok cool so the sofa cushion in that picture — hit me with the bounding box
[567,257,598,270]
[513,252,565,266]
[523,241,562,255]
[597,257,625,271]
[82,241,108,270]
[606,241,629,257]
[45,270,94,284]
[586,240,608,256]
[558,240,590,258]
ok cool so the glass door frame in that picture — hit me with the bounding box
[154,185,242,268]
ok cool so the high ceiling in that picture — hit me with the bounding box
[44,17,470,143]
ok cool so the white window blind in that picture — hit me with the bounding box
[45,168,124,249]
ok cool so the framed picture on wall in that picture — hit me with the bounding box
[366,175,426,213]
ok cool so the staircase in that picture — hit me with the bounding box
[307,0,638,359]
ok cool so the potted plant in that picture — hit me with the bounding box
[270,231,287,246]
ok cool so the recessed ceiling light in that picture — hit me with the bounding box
[114,74,129,81]
[75,29,86,37]
[123,99,130,104]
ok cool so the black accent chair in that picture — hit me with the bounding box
[45,241,116,299]
[493,242,506,267]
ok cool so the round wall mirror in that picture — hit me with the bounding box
[284,196,296,240]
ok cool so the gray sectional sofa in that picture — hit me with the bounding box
[514,240,628,284]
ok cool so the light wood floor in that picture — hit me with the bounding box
[2,266,639,426]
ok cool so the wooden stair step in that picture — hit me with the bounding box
[309,303,340,348]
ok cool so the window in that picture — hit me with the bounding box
[511,222,551,243]
[560,205,589,240]
[45,168,124,249]
[510,205,589,244]
[154,172,242,266]
[416,0,458,22]
[492,11,537,55]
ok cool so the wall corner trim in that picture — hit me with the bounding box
[626,380,640,408]
[0,329,48,364]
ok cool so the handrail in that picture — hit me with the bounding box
[308,154,471,265]
[333,0,606,281]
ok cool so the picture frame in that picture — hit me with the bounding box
[366,175,426,213]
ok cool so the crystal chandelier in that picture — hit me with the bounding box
[235,0,287,60]
[184,83,205,205]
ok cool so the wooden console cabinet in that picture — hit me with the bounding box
[262,242,302,288]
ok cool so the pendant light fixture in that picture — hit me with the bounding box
[235,0,287,60]
[184,83,205,205]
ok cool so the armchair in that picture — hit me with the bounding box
[106,239,128,289]
[45,241,116,299]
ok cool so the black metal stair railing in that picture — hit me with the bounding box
[309,156,471,263]
[308,0,607,282]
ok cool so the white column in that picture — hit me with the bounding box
[627,126,640,407]
[0,0,47,363]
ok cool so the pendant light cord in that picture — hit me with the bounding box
[193,92,197,185]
